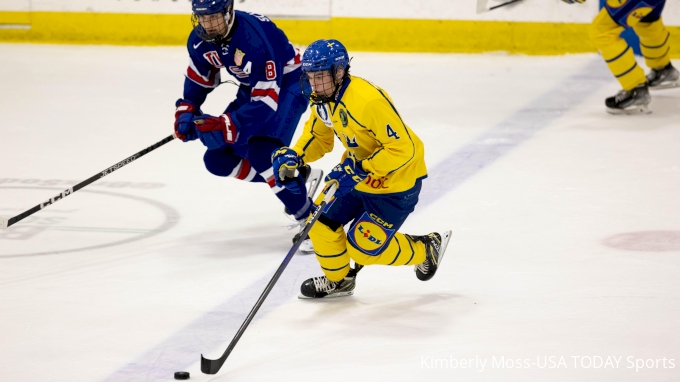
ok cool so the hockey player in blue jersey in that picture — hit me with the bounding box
[174,0,321,251]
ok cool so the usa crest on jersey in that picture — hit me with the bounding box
[234,48,245,66]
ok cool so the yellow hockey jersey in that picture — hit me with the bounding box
[292,75,427,194]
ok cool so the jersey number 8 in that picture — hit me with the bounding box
[265,61,277,80]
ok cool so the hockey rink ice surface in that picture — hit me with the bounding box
[1,44,679,382]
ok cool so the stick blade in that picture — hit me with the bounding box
[0,216,7,229]
[476,0,489,13]
[201,354,224,375]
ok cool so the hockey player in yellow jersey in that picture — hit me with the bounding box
[271,39,452,298]
[563,0,678,114]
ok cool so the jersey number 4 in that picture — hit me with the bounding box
[386,124,400,139]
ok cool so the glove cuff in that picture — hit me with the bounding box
[355,160,369,179]
[175,99,197,115]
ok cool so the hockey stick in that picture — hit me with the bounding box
[0,134,176,229]
[476,0,523,14]
[200,183,338,375]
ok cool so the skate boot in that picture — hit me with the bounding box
[407,230,452,281]
[285,165,323,254]
[299,265,363,299]
[605,84,651,115]
[646,63,679,90]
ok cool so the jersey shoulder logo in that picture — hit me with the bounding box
[316,104,333,127]
[339,109,348,127]
[234,48,245,66]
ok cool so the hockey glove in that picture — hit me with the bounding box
[193,113,238,150]
[271,147,304,194]
[561,0,585,3]
[174,99,199,142]
[325,157,368,198]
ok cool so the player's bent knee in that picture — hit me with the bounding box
[203,149,238,177]
[309,218,346,255]
[309,219,343,241]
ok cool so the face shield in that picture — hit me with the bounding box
[301,66,345,105]
[192,4,234,44]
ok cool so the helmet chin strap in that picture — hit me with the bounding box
[223,8,235,38]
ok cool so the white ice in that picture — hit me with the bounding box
[0,44,679,382]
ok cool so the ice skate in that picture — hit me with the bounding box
[605,84,651,115]
[285,165,323,254]
[646,63,679,90]
[408,230,452,281]
[299,265,363,299]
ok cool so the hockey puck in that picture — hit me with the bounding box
[174,371,190,380]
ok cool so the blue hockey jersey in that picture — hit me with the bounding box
[182,11,302,140]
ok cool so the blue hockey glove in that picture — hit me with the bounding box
[174,99,199,142]
[324,157,368,198]
[271,147,304,194]
[193,113,238,150]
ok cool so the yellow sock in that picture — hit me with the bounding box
[634,18,672,69]
[591,8,646,90]
[309,219,350,282]
[348,232,426,266]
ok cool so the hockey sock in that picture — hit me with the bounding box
[347,233,426,267]
[309,220,351,282]
[635,18,672,70]
[591,9,646,90]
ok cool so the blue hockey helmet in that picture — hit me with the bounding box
[300,39,351,104]
[301,39,350,73]
[191,0,235,45]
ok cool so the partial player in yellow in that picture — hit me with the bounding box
[271,39,452,298]
[564,0,678,114]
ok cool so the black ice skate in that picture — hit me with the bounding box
[299,265,363,299]
[408,230,452,281]
[285,165,323,254]
[646,63,679,90]
[605,84,651,115]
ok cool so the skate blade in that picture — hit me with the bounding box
[437,230,453,265]
[298,291,353,299]
[606,105,651,115]
[649,81,679,90]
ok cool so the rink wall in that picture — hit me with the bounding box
[1,0,679,56]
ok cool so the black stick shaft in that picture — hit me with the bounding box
[200,184,338,375]
[0,134,176,229]
[489,0,523,10]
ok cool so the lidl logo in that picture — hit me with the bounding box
[626,6,653,27]
[348,212,395,255]
[606,0,627,8]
